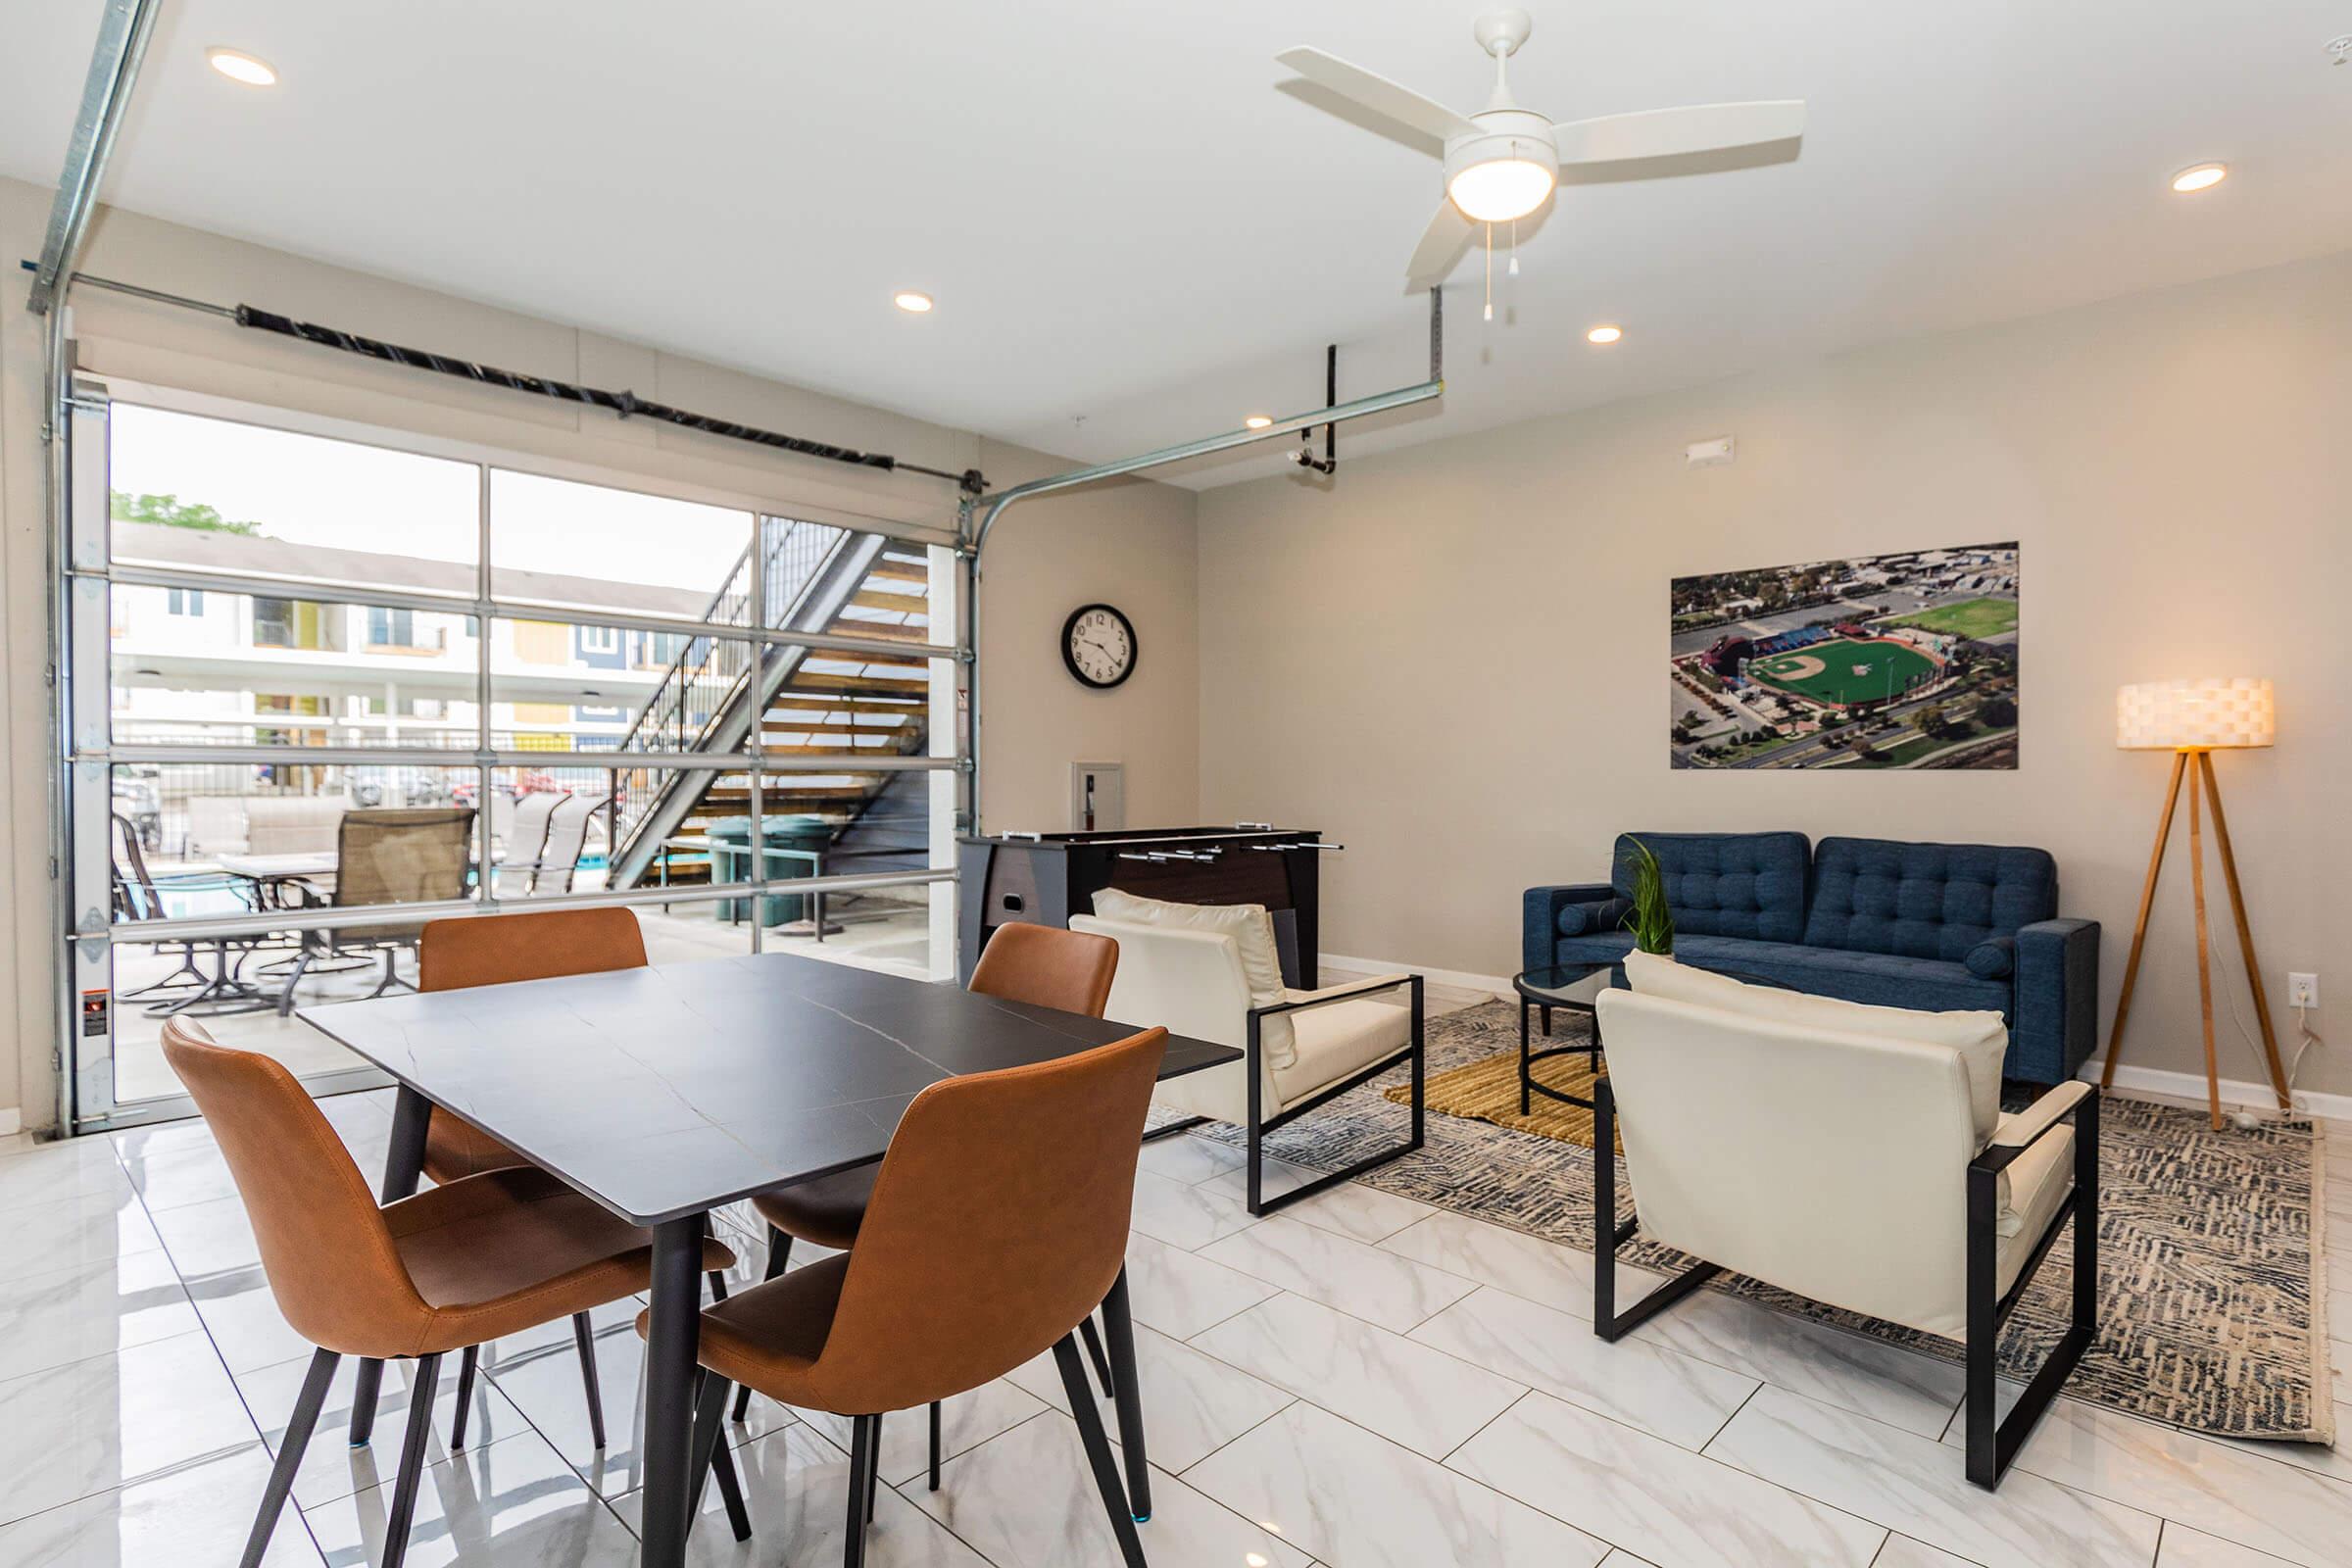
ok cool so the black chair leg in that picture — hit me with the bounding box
[928,1400,943,1491]
[688,1370,755,1543]
[241,1348,338,1568]
[379,1351,442,1568]
[732,1227,792,1424]
[1052,1336,1148,1568]
[844,1413,878,1568]
[866,1411,880,1522]
[572,1312,609,1448]
[1077,1314,1116,1398]
[708,1268,729,1301]
[449,1344,480,1449]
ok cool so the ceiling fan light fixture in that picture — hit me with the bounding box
[893,290,934,314]
[206,47,278,86]
[2169,162,2228,193]
[1447,155,1554,223]
[1587,324,1623,344]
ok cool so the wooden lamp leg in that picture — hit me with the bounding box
[2186,761,2222,1130]
[2198,751,2292,1109]
[2102,751,2188,1090]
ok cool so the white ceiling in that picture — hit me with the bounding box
[5,2,2349,488]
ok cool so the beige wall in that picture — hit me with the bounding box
[0,175,1200,1132]
[1199,250,2352,1098]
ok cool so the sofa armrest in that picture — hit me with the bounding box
[2011,917,2100,1085]
[1524,883,1615,970]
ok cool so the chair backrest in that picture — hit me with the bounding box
[968,921,1119,1016]
[533,795,597,893]
[335,808,475,908]
[159,1018,430,1356]
[418,906,649,992]
[111,812,165,921]
[805,1026,1167,1413]
[1592,987,1979,1335]
[245,795,346,857]
[1803,836,2058,960]
[1611,831,1810,944]
[507,791,564,864]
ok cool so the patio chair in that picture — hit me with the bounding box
[491,789,566,898]
[276,808,475,1015]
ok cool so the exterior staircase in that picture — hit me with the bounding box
[605,520,934,891]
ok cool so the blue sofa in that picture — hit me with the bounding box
[1523,832,2099,1085]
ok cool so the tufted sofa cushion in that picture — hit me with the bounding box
[1610,832,1810,944]
[1803,837,2057,964]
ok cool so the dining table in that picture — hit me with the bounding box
[302,948,1240,1567]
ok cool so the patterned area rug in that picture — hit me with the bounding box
[1193,997,2334,1443]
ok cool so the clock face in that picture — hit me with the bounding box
[1062,604,1137,689]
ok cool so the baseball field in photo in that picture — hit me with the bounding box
[1747,637,1940,707]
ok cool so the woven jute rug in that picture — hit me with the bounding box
[1192,997,2332,1443]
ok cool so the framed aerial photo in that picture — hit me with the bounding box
[1669,543,2019,770]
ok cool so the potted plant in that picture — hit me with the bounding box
[1621,837,1676,956]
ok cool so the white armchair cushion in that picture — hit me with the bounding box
[1623,951,2009,1142]
[1272,994,1412,1108]
[1090,889,1293,1064]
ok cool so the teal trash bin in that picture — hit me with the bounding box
[706,815,832,927]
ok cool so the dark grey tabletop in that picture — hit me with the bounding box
[301,951,1238,1226]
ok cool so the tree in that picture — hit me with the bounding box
[1979,695,2018,729]
[1913,702,1947,740]
[110,491,263,535]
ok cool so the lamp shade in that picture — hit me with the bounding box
[2116,677,2275,750]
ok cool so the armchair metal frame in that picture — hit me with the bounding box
[1591,1074,2099,1491]
[1150,973,1426,1216]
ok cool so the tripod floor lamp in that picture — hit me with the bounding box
[2102,677,2287,1129]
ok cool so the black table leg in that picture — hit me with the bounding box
[351,1086,431,1446]
[1519,997,1532,1115]
[1099,1266,1151,1522]
[641,1215,707,1568]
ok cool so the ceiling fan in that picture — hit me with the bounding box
[1278,9,1805,286]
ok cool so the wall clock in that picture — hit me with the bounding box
[1061,603,1137,690]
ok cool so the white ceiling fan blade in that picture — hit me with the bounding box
[1277,46,1481,144]
[1552,100,1806,167]
[1405,201,1474,285]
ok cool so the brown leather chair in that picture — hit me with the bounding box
[161,1018,743,1568]
[649,1025,1168,1568]
[732,921,1121,1429]
[409,907,670,1452]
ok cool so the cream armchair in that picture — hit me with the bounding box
[1590,954,2097,1491]
[1069,910,1424,1215]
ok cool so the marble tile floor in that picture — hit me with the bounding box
[1,996,2347,1567]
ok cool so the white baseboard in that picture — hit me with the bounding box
[2081,1058,2352,1125]
[1324,951,2349,1125]
[1321,952,1515,999]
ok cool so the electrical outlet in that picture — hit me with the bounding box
[2287,972,2320,1008]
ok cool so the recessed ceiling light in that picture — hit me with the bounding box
[893,290,934,314]
[206,47,278,86]
[1587,324,1624,344]
[1244,415,1273,429]
[2170,163,2228,194]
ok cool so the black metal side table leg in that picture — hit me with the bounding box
[1519,997,1533,1115]
[1099,1266,1151,1522]
[351,1086,431,1446]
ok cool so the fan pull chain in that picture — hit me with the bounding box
[1508,218,1519,277]
[1484,222,1494,321]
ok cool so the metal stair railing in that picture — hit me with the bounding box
[606,521,897,889]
